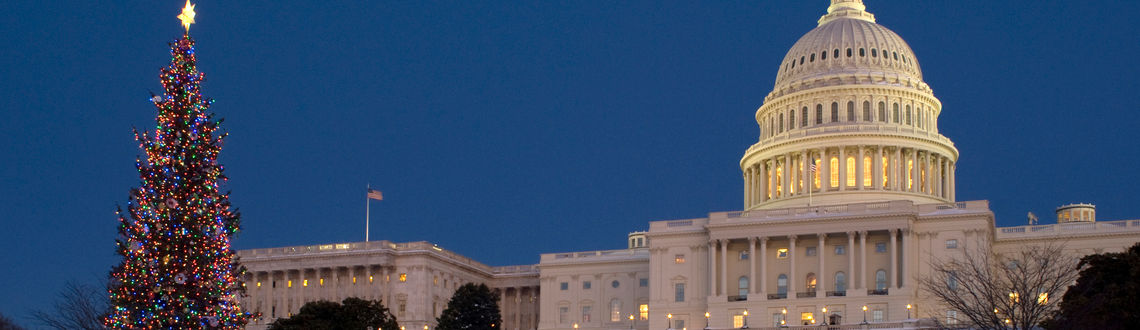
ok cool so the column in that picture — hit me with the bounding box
[515,289,522,330]
[768,160,776,200]
[759,163,767,203]
[820,149,830,192]
[784,154,792,197]
[901,229,911,289]
[950,162,956,200]
[859,231,868,290]
[333,268,340,300]
[759,237,768,297]
[749,237,757,295]
[708,240,716,296]
[817,234,826,295]
[856,146,865,190]
[846,232,855,296]
[721,239,729,297]
[382,267,390,306]
[800,151,808,195]
[788,235,797,298]
[744,169,751,208]
[838,147,847,190]
[889,229,898,290]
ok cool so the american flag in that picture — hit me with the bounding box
[367,188,383,201]
[809,163,817,172]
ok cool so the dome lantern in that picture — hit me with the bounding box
[819,0,876,26]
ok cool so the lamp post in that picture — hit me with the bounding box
[779,309,786,328]
[906,304,912,320]
[667,313,673,330]
[820,307,828,326]
[630,314,635,330]
[704,312,710,330]
[742,310,749,329]
[574,323,579,330]
[861,305,868,324]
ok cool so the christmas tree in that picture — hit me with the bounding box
[105,1,252,328]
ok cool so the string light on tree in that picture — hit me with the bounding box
[105,1,252,328]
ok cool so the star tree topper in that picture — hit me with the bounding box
[177,0,196,32]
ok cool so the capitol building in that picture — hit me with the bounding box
[237,1,1140,329]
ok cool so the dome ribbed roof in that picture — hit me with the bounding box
[772,2,923,90]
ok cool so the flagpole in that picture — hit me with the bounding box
[365,184,370,242]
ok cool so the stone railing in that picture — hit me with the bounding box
[237,240,398,258]
[995,219,1140,240]
[541,248,649,263]
[712,200,991,225]
[746,123,955,155]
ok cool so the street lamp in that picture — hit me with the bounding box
[906,304,912,319]
[630,314,635,330]
[861,305,868,324]
[779,309,786,328]
[742,310,749,329]
[574,323,579,330]
[667,313,673,330]
[704,312,710,330]
[820,307,828,326]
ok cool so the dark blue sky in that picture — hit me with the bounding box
[2,0,1138,322]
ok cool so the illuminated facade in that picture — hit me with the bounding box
[238,1,1140,329]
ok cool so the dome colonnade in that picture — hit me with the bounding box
[741,0,957,210]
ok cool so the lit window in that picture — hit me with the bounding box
[863,155,872,187]
[1038,292,1049,304]
[399,273,407,282]
[434,276,438,285]
[777,248,789,259]
[302,279,308,287]
[319,278,324,286]
[583,281,592,289]
[806,273,817,292]
[875,242,887,253]
[945,239,958,249]
[846,156,856,187]
[835,245,845,255]
[734,315,744,328]
[560,282,568,290]
[675,283,685,302]
[675,254,685,264]
[287,280,292,288]
[830,157,839,188]
[802,312,815,324]
[369,275,374,283]
[775,165,783,196]
[907,159,914,189]
[352,277,357,284]
[882,155,889,188]
[813,158,822,189]
[256,281,261,288]
[805,247,817,256]
[639,304,649,320]
[610,299,622,322]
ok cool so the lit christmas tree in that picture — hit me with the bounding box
[106,1,252,328]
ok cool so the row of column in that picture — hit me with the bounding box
[744,145,955,207]
[708,229,911,298]
[498,287,540,330]
[246,266,392,321]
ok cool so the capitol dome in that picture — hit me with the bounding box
[740,0,958,210]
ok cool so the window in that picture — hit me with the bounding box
[892,103,900,123]
[863,101,871,121]
[800,56,804,65]
[834,49,840,58]
[846,156,856,187]
[815,104,823,124]
[806,273,817,292]
[639,304,648,320]
[835,245,846,255]
[945,239,958,249]
[882,155,889,188]
[873,309,884,322]
[810,53,815,62]
[788,110,795,130]
[813,158,822,189]
[948,271,959,290]
[906,105,912,125]
[779,113,784,132]
[893,52,899,61]
[907,159,914,189]
[875,269,887,290]
[559,306,569,323]
[777,248,789,259]
[829,157,839,188]
[675,320,685,330]
[847,48,852,57]
[771,313,785,327]
[875,242,887,253]
[738,276,750,296]
[871,48,877,57]
[802,312,815,325]
[399,273,407,282]
[674,283,685,302]
[640,278,649,287]
[801,107,808,127]
[863,155,872,187]
[740,250,750,260]
[806,246,817,256]
[847,101,855,121]
[582,305,592,323]
[830,102,839,122]
[878,102,886,122]
[583,281,592,289]
[675,254,685,264]
[735,314,746,328]
[859,48,865,57]
[777,274,788,294]
[946,311,959,325]
[612,280,620,288]
[610,299,622,322]
[560,282,569,290]
[821,51,826,60]
[835,271,847,292]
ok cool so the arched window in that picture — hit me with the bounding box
[917,109,923,128]
[777,274,788,295]
[846,48,852,57]
[821,51,827,60]
[862,101,871,121]
[789,110,795,130]
[878,102,886,122]
[800,56,805,65]
[833,49,839,58]
[610,299,622,322]
[829,157,839,188]
[779,113,784,132]
[813,158,822,189]
[846,101,855,122]
[801,107,808,127]
[815,104,823,124]
[846,156,856,187]
[907,159,914,190]
[775,165,783,196]
[791,60,795,69]
[806,273,817,292]
[893,52,899,61]
[892,103,900,123]
[875,269,888,290]
[906,105,912,125]
[882,155,889,188]
[738,276,750,296]
[810,53,815,62]
[834,272,847,293]
[871,49,877,57]
[863,155,872,187]
[859,48,865,57]
[830,102,839,122]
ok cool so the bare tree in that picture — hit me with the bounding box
[30,281,108,330]
[0,311,25,330]
[920,243,1078,330]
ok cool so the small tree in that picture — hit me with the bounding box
[1044,242,1140,329]
[920,243,1077,330]
[31,281,109,330]
[267,298,397,330]
[437,283,502,330]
